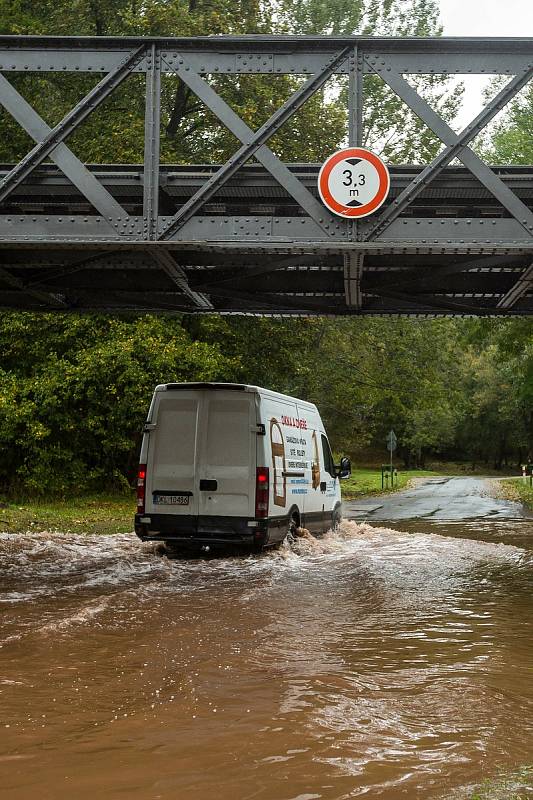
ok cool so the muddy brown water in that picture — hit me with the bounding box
[1,495,532,799]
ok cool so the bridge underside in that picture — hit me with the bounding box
[1,164,532,315]
[0,35,532,315]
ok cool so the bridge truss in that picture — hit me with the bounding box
[0,35,533,315]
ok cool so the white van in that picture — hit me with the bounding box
[134,383,351,554]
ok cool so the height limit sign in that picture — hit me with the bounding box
[318,147,390,218]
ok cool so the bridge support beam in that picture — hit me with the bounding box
[344,253,364,309]
[365,63,533,242]
[364,63,533,240]
[0,46,144,211]
[0,266,68,309]
[0,35,532,315]
[143,44,161,241]
[348,45,363,147]
[158,51,348,239]
[0,74,127,223]
[150,250,213,310]
[498,263,533,309]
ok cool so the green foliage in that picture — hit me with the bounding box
[483,83,533,165]
[0,0,459,166]
[498,479,533,510]
[287,318,464,467]
[468,764,533,800]
[0,494,135,535]
[1,314,532,495]
[0,314,233,494]
[340,467,439,499]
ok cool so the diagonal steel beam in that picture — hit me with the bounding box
[367,64,533,240]
[497,262,533,308]
[159,51,350,240]
[0,46,144,209]
[190,255,318,291]
[150,250,213,309]
[0,75,127,222]
[364,63,533,240]
[0,266,69,308]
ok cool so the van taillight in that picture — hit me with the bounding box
[255,467,269,519]
[137,464,147,514]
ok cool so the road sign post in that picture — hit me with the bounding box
[386,429,397,487]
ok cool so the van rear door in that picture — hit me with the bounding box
[197,391,256,518]
[145,388,256,520]
[145,392,200,516]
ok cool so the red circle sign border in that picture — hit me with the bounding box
[318,147,390,218]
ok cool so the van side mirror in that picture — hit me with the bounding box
[335,457,351,480]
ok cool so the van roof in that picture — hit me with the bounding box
[155,382,318,411]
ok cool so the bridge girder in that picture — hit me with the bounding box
[0,34,532,316]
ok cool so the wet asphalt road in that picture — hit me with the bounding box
[344,476,532,521]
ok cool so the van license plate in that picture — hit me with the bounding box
[154,494,189,506]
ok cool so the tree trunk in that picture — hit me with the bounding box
[166,0,199,138]
[88,1,105,35]
[167,82,193,139]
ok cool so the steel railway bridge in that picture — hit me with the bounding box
[0,34,533,316]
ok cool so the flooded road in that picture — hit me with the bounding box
[1,479,532,799]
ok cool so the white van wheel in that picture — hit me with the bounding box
[332,509,342,532]
[287,510,299,540]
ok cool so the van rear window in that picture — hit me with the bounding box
[206,399,251,466]
[155,399,198,465]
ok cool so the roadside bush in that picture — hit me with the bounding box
[0,314,234,495]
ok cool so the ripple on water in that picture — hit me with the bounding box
[0,521,532,800]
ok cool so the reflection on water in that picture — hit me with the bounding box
[0,520,532,800]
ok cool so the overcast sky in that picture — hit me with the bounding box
[437,0,533,127]
[438,0,533,37]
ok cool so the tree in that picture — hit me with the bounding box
[491,320,533,459]
[0,314,234,494]
[273,0,462,163]
[453,321,532,469]
[483,83,533,165]
[0,0,460,166]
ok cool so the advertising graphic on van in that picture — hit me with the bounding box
[270,418,286,507]
[281,415,308,430]
[134,383,350,553]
